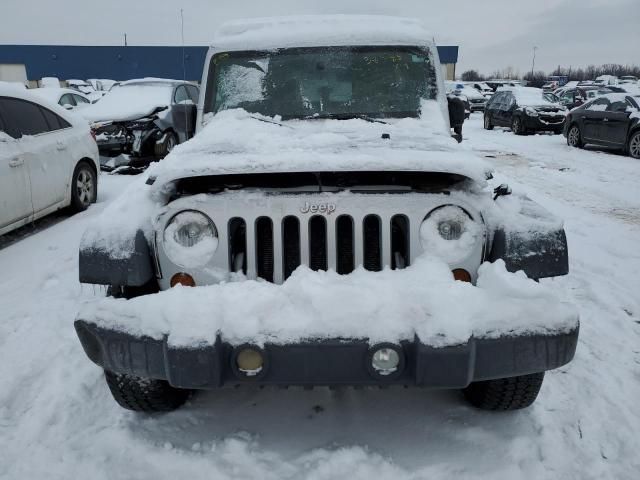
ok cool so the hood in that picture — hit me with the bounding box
[81,85,173,123]
[147,103,491,191]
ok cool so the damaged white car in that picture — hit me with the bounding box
[74,16,579,413]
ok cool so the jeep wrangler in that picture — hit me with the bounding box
[75,16,578,413]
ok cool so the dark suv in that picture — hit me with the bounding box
[484,87,567,135]
[565,93,640,159]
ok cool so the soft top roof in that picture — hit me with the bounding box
[211,15,435,52]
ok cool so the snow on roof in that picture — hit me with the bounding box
[30,87,88,104]
[0,83,87,127]
[211,15,435,52]
[499,86,558,107]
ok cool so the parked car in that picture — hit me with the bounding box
[485,80,522,92]
[74,16,578,414]
[81,78,199,169]
[468,82,494,98]
[565,93,640,159]
[445,81,486,113]
[619,76,638,85]
[0,83,99,236]
[595,75,618,87]
[557,86,613,109]
[67,79,104,102]
[484,87,567,134]
[31,87,92,111]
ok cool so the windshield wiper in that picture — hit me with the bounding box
[301,113,389,124]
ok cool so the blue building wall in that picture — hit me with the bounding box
[0,45,458,82]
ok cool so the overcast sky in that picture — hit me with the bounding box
[1,0,637,75]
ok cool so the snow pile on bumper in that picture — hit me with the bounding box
[78,257,578,348]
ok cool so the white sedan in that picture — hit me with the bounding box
[0,84,100,236]
[31,87,93,111]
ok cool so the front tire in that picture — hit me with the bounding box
[484,114,494,130]
[70,162,97,212]
[154,131,178,158]
[463,372,545,411]
[628,131,640,159]
[511,116,525,135]
[104,371,191,412]
[567,124,583,148]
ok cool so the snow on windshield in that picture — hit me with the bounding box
[208,47,437,119]
[81,84,173,123]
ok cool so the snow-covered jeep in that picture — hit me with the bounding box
[75,17,579,413]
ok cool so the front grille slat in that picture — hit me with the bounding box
[336,215,355,275]
[308,216,327,271]
[255,217,274,282]
[225,211,409,283]
[363,215,382,272]
[282,216,301,280]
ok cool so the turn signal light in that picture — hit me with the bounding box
[452,269,472,282]
[170,272,196,287]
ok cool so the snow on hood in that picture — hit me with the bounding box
[81,84,173,123]
[147,101,491,191]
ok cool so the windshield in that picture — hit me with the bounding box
[205,46,437,119]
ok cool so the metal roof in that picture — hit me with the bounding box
[0,45,458,82]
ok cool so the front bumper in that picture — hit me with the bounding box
[75,320,579,389]
[469,101,487,112]
[524,114,566,131]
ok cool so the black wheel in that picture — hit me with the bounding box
[484,114,494,130]
[154,131,178,158]
[628,131,640,159]
[104,370,191,412]
[463,372,545,411]
[511,116,525,135]
[70,162,97,212]
[567,124,583,148]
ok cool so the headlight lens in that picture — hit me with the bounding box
[163,211,218,267]
[419,206,481,263]
[525,106,539,117]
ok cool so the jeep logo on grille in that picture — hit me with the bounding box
[300,202,336,215]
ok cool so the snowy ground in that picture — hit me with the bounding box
[1,114,639,479]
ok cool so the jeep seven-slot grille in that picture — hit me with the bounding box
[232,214,410,283]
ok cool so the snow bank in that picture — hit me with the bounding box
[81,84,173,123]
[212,15,434,51]
[79,257,578,347]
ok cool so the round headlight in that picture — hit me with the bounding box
[419,205,481,263]
[163,211,218,267]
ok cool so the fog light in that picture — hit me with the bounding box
[170,272,195,287]
[371,347,400,376]
[236,348,264,376]
[452,269,472,282]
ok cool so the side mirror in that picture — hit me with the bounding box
[62,104,74,110]
[448,96,466,142]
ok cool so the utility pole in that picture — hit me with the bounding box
[531,46,538,78]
